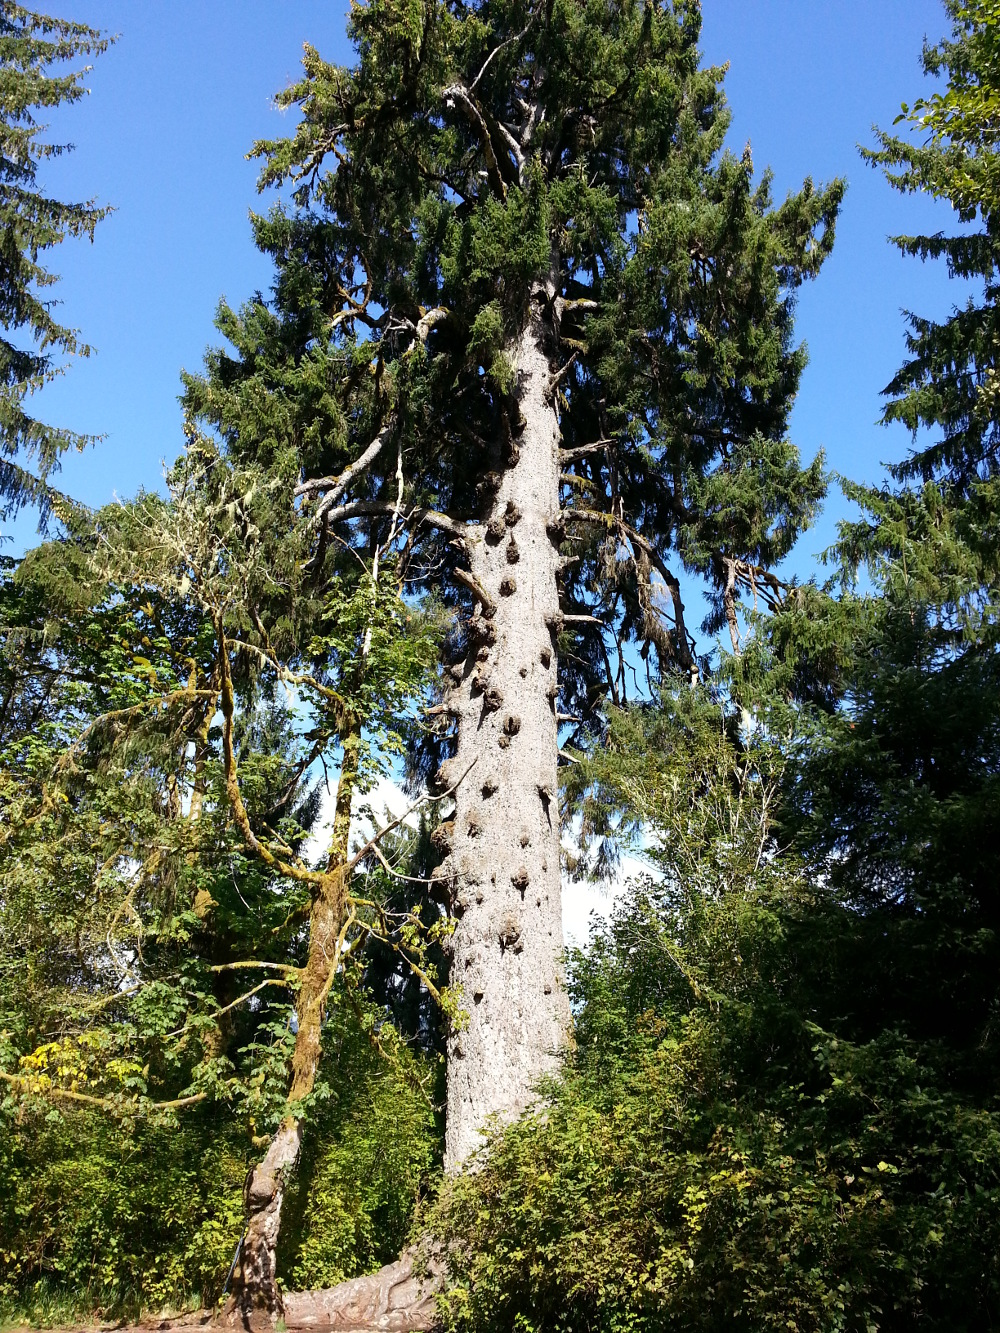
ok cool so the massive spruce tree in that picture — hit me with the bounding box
[0,5,109,520]
[189,0,842,1194]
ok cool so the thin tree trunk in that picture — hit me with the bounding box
[439,287,571,1169]
[230,726,360,1329]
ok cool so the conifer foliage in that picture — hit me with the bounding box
[864,0,1000,490]
[422,7,1000,1329]
[766,0,1000,1066]
[0,6,110,521]
[240,0,842,675]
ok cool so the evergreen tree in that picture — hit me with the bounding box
[756,0,1000,1073]
[187,0,842,1185]
[863,0,1000,493]
[429,9,1000,1321]
[0,5,110,522]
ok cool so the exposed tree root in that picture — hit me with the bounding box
[219,1245,442,1332]
[282,1247,443,1331]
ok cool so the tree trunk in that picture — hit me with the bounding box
[440,290,571,1170]
[230,728,360,1329]
[232,289,571,1317]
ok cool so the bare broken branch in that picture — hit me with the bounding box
[317,499,471,542]
[442,82,509,198]
[453,566,497,617]
[346,758,479,878]
[559,439,615,464]
[295,420,395,518]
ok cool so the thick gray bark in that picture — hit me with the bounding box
[440,296,571,1169]
[283,1246,442,1331]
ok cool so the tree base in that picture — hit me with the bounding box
[223,1247,443,1332]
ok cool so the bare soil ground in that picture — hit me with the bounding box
[1,1312,216,1333]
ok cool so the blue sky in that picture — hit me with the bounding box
[4,0,967,574]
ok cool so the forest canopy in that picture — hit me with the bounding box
[2,2,1000,1331]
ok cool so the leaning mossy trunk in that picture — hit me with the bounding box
[230,736,357,1329]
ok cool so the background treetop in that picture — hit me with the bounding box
[0,4,110,523]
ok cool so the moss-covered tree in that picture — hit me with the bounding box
[0,447,444,1326]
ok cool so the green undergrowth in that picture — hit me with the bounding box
[0,1107,247,1325]
[0,1020,441,1325]
[276,1021,442,1291]
[430,881,1000,1333]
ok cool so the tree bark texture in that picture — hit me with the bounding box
[282,1246,442,1331]
[440,298,571,1169]
[231,731,359,1329]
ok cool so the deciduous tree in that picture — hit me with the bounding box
[0,447,444,1325]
